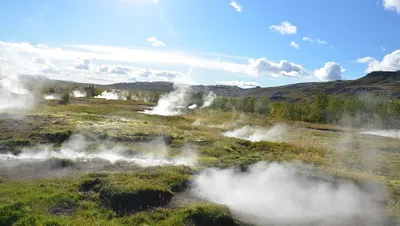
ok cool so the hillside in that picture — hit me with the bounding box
[33,70,400,99]
[106,70,400,99]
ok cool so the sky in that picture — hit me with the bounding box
[0,0,399,88]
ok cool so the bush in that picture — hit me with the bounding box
[59,92,70,105]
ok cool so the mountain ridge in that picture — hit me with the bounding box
[30,70,400,99]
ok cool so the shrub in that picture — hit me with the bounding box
[59,92,70,105]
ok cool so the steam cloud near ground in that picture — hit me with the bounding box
[359,130,400,139]
[190,162,387,226]
[0,74,34,113]
[140,86,216,116]
[201,91,216,108]
[223,124,288,142]
[95,90,126,100]
[0,134,197,178]
[44,94,60,100]
[72,90,87,98]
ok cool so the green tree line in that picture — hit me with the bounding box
[210,93,400,126]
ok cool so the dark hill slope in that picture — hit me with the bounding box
[33,70,400,99]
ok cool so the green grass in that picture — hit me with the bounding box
[0,166,201,226]
[1,96,400,224]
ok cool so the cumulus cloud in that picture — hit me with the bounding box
[230,1,242,12]
[33,57,61,74]
[217,80,260,88]
[0,40,309,84]
[357,57,375,64]
[290,41,300,49]
[357,50,400,73]
[383,0,400,13]
[314,62,345,81]
[96,65,109,74]
[270,21,297,35]
[302,37,328,45]
[94,64,187,82]
[135,68,185,80]
[36,44,49,49]
[147,37,166,47]
[74,59,92,70]
[316,39,327,45]
[228,57,308,77]
[34,57,47,64]
[40,64,61,74]
[110,66,132,75]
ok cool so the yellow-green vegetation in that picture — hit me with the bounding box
[0,166,238,226]
[1,94,400,225]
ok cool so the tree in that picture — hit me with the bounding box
[60,92,70,105]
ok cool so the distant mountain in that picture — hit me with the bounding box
[37,70,400,100]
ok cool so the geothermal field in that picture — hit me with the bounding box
[0,78,400,226]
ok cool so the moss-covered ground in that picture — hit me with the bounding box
[1,97,400,225]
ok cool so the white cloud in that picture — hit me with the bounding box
[93,64,187,83]
[36,44,49,49]
[230,1,242,12]
[136,68,184,80]
[229,58,308,77]
[0,40,243,74]
[147,37,166,47]
[34,57,47,64]
[380,46,387,52]
[217,80,260,88]
[270,21,297,35]
[74,59,92,70]
[97,65,110,74]
[356,57,375,63]
[110,66,132,75]
[32,57,61,74]
[316,39,327,45]
[0,40,311,84]
[41,64,61,74]
[290,41,300,49]
[303,37,328,45]
[357,49,400,73]
[314,62,345,81]
[120,0,159,4]
[303,37,314,42]
[383,0,400,13]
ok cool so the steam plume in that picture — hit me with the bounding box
[0,134,198,168]
[201,91,216,108]
[359,130,400,139]
[72,90,86,98]
[0,74,34,113]
[191,162,387,225]
[223,124,287,142]
[140,85,189,116]
[44,94,60,100]
[95,91,126,100]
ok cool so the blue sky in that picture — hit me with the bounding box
[0,0,399,88]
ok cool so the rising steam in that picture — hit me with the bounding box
[191,162,387,225]
[223,124,287,142]
[0,134,198,168]
[44,94,60,100]
[95,91,126,100]
[140,85,216,116]
[201,91,216,108]
[140,86,188,116]
[359,130,400,139]
[72,90,86,98]
[0,74,34,113]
